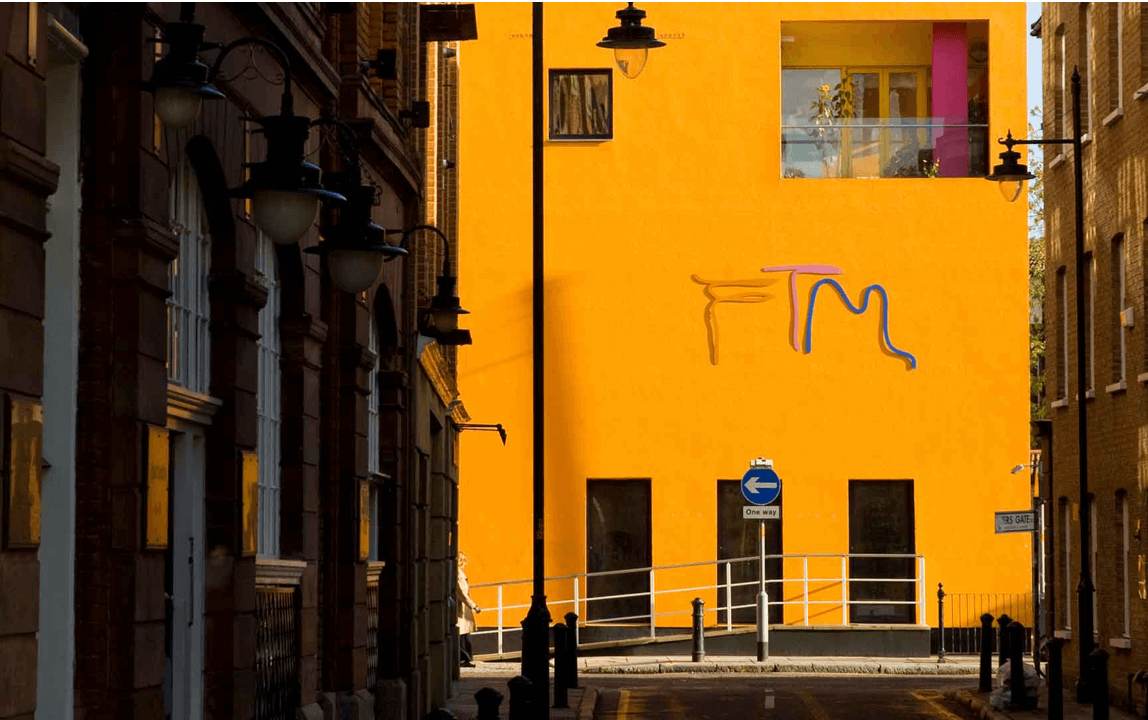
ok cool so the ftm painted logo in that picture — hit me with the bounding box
[691,264,917,370]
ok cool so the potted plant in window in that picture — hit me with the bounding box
[807,75,854,177]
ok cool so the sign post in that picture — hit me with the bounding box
[742,458,781,662]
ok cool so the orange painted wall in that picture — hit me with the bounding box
[457,2,1032,629]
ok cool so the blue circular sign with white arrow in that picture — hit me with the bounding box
[742,467,781,505]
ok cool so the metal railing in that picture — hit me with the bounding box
[932,592,1034,655]
[254,585,301,720]
[366,580,379,689]
[780,118,990,179]
[470,553,926,655]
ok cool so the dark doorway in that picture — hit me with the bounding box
[848,480,916,624]
[717,480,783,624]
[586,479,652,622]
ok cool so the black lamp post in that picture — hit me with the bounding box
[521,4,666,717]
[987,67,1092,700]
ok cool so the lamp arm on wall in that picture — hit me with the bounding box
[309,117,362,184]
[387,224,452,277]
[207,37,295,115]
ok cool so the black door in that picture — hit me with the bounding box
[848,480,916,624]
[586,479,652,622]
[717,480,783,624]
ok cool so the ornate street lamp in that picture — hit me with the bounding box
[143,5,346,245]
[988,67,1093,701]
[142,4,225,128]
[596,2,666,79]
[303,119,407,294]
[387,224,472,347]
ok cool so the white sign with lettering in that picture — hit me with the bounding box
[995,511,1035,534]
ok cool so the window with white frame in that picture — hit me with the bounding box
[1063,498,1072,629]
[1056,267,1068,401]
[256,232,281,558]
[1084,253,1095,395]
[1106,4,1123,116]
[367,320,380,561]
[1111,235,1127,386]
[1091,499,1099,633]
[167,160,211,394]
[1120,491,1130,639]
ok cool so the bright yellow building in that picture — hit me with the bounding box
[457,2,1032,651]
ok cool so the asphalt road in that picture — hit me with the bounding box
[588,676,977,720]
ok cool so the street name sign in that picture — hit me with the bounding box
[744,506,780,520]
[994,510,1035,534]
[741,466,781,505]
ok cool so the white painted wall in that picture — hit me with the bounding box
[37,20,86,720]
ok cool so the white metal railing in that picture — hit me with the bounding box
[470,553,926,655]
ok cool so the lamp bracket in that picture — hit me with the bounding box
[362,49,398,81]
[399,101,431,129]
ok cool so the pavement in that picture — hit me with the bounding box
[461,654,983,677]
[945,687,1140,720]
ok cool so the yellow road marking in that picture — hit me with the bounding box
[911,690,965,720]
[617,689,631,720]
[797,690,833,720]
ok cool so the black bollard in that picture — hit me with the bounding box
[475,687,504,720]
[1049,637,1064,720]
[564,612,580,689]
[1009,622,1027,708]
[1091,648,1109,720]
[691,598,706,662]
[937,583,947,663]
[552,623,568,708]
[979,613,995,693]
[507,675,532,720]
[425,710,457,720]
[998,614,1013,668]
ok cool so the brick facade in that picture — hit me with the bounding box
[1039,3,1148,711]
[1,3,472,719]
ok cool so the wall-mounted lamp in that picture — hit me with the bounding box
[596,2,666,80]
[386,224,472,346]
[143,3,346,245]
[456,423,506,445]
[984,130,1035,203]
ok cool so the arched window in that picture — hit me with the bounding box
[367,321,380,561]
[256,233,281,557]
[167,160,211,393]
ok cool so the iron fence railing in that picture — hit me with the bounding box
[254,585,300,720]
[366,580,379,690]
[470,553,927,655]
[930,592,1034,655]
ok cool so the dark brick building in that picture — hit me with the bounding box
[1037,2,1148,711]
[0,3,475,719]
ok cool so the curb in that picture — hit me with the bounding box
[943,689,1010,720]
[582,661,979,675]
[575,687,599,720]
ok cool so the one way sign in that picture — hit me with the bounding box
[742,462,781,505]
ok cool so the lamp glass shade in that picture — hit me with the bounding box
[327,247,384,294]
[252,190,320,245]
[999,180,1024,203]
[155,86,203,129]
[614,47,649,79]
[429,307,460,333]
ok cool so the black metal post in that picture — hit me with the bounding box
[476,687,504,720]
[564,612,580,689]
[691,598,705,662]
[980,613,994,693]
[551,623,568,708]
[521,5,551,719]
[1049,638,1064,720]
[1070,66,1096,705]
[1031,461,1042,679]
[508,675,533,720]
[1091,649,1109,720]
[1010,622,1026,708]
[998,614,1012,669]
[937,583,947,663]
